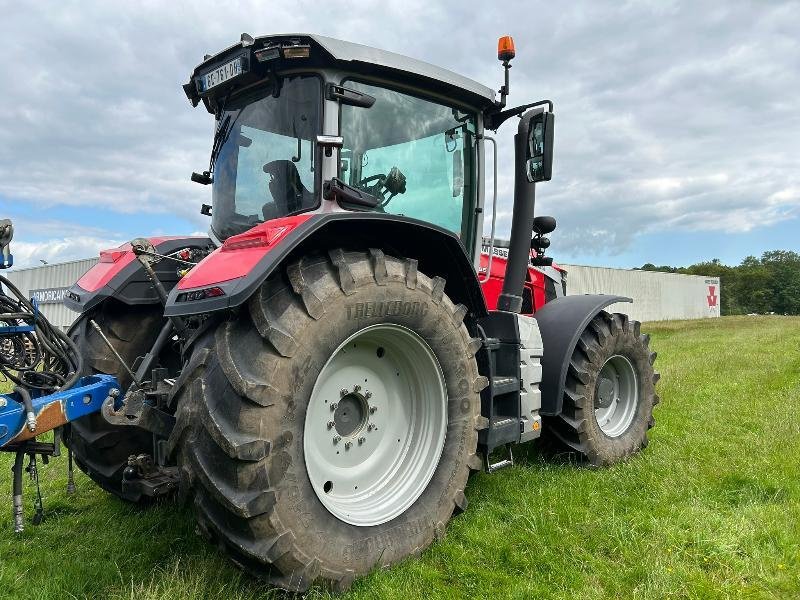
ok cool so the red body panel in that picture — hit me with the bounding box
[479,251,563,314]
[77,236,192,293]
[177,215,312,291]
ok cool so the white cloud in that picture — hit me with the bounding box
[0,0,798,263]
[11,237,123,269]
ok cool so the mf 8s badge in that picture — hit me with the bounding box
[347,301,429,320]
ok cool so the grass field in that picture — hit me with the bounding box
[1,316,799,599]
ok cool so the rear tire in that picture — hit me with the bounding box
[66,303,163,502]
[546,311,659,466]
[167,249,486,591]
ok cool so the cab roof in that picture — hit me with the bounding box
[185,33,497,111]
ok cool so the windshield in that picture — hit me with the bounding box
[339,81,477,244]
[211,75,321,239]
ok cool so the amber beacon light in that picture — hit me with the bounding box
[497,35,515,61]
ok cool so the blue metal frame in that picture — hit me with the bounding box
[0,374,120,448]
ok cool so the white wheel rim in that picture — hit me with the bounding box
[304,324,447,526]
[594,355,639,438]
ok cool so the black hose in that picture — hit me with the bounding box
[12,450,24,533]
[0,273,81,392]
[13,386,35,432]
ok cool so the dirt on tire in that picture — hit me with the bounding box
[545,310,659,466]
[66,302,163,502]
[167,249,487,592]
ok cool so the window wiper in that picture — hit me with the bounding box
[191,112,240,185]
[209,114,233,171]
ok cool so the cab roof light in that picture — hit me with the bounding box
[497,36,515,62]
[255,45,281,62]
[282,43,310,59]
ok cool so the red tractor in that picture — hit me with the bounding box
[63,34,659,591]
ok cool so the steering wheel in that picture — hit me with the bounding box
[358,166,407,208]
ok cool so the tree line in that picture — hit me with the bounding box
[639,250,800,316]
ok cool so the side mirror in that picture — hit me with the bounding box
[525,111,554,182]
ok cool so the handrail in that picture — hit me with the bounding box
[478,135,498,284]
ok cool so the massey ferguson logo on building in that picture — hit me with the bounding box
[704,279,721,315]
[706,285,718,308]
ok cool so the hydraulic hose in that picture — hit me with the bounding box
[14,385,36,433]
[12,450,24,533]
[0,273,82,391]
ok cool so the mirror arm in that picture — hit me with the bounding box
[485,99,553,131]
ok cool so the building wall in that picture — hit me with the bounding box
[3,257,721,329]
[3,258,98,330]
[561,264,721,322]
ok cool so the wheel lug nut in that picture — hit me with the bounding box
[340,388,348,397]
[345,441,352,450]
[368,423,375,432]
[369,406,377,414]
[327,421,335,429]
[358,437,366,445]
[354,384,361,393]
[365,391,372,399]
[333,435,341,444]
[330,402,338,411]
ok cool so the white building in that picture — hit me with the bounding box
[562,263,720,323]
[3,257,720,330]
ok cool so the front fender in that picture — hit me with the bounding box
[165,213,488,320]
[535,294,632,416]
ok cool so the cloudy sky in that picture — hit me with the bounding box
[1,1,798,269]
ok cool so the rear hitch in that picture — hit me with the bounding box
[121,453,180,500]
[101,369,176,439]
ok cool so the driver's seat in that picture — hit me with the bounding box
[262,160,314,218]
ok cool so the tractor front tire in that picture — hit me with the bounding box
[546,311,659,466]
[66,303,163,502]
[168,249,485,592]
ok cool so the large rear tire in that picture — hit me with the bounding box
[66,302,163,502]
[545,311,659,466]
[167,249,486,591]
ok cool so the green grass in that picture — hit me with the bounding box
[1,316,799,599]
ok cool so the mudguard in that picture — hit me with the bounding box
[164,213,488,319]
[65,237,212,314]
[535,294,632,416]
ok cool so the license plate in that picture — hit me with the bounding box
[198,56,244,92]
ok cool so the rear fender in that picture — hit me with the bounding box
[65,237,213,314]
[164,213,488,320]
[535,294,632,416]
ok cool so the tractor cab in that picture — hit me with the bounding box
[184,34,496,259]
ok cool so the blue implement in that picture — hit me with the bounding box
[0,375,120,448]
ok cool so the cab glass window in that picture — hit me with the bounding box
[339,81,477,242]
